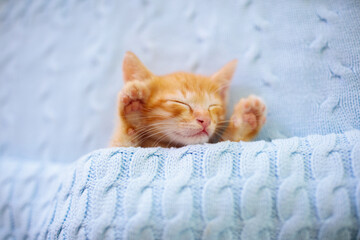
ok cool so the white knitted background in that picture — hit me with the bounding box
[0,0,359,162]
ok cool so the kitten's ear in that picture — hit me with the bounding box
[123,51,153,82]
[211,59,238,99]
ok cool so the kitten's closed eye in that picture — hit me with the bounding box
[208,104,222,110]
[166,99,192,111]
[208,104,223,121]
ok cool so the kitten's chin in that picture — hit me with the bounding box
[172,131,210,145]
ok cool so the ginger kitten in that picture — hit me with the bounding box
[110,52,266,148]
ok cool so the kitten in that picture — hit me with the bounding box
[110,52,266,148]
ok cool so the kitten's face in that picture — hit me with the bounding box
[121,52,237,147]
[143,74,226,146]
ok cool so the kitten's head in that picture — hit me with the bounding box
[123,52,237,146]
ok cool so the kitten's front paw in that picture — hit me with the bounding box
[231,95,266,134]
[119,80,149,115]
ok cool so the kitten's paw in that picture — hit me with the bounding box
[119,80,149,115]
[231,95,266,132]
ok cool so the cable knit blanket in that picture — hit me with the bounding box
[1,130,359,240]
[1,0,360,239]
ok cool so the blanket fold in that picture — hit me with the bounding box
[1,130,359,239]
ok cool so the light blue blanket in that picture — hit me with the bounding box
[1,0,360,239]
[1,130,359,239]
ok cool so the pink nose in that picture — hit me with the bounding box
[197,117,210,129]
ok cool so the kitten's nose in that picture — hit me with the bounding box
[196,117,210,129]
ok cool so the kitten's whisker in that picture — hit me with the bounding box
[131,125,173,137]
[135,128,172,146]
[217,130,233,142]
[164,132,177,148]
[152,133,170,147]
[218,120,233,123]
[130,123,174,132]
[142,128,171,140]
[131,127,166,142]
[127,115,168,120]
[212,131,227,142]
[128,126,165,142]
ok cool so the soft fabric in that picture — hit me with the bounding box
[1,130,359,240]
[1,1,359,239]
[0,0,359,162]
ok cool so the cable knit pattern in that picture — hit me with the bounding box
[274,137,314,240]
[163,148,193,240]
[202,142,234,240]
[1,1,360,239]
[346,131,360,239]
[1,130,359,239]
[240,141,274,240]
[308,135,354,240]
[124,149,159,240]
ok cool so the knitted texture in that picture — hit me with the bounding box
[1,130,359,240]
[0,1,359,239]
